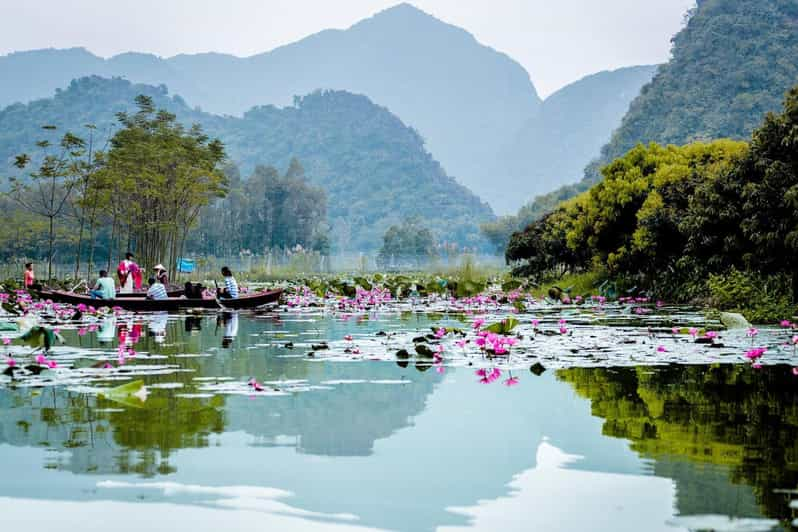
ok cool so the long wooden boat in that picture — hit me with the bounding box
[36,288,283,312]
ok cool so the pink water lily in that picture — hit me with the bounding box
[455,339,467,349]
[688,327,698,338]
[705,331,718,340]
[1,337,10,345]
[77,328,88,336]
[5,356,16,367]
[248,378,265,392]
[343,334,353,341]
[434,327,446,338]
[531,319,540,328]
[472,318,485,330]
[745,347,766,361]
[671,327,680,334]
[47,359,58,369]
[746,328,759,338]
[559,326,568,335]
[781,320,793,328]
[657,345,667,353]
[503,376,520,387]
[793,367,798,376]
[35,354,47,365]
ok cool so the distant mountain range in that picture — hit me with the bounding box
[499,65,658,211]
[0,76,494,251]
[0,3,657,215]
[504,0,798,250]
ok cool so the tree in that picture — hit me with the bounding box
[7,126,85,280]
[104,95,227,276]
[377,218,437,268]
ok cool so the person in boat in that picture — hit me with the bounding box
[90,270,116,300]
[117,252,142,293]
[218,266,239,299]
[153,264,169,286]
[23,262,36,290]
[146,277,168,300]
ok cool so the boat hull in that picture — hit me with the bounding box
[36,289,282,311]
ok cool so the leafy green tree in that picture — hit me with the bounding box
[377,218,437,268]
[104,95,227,275]
[7,126,85,280]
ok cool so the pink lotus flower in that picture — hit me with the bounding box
[559,326,568,335]
[35,354,47,365]
[746,327,759,337]
[503,376,520,387]
[47,359,58,369]
[248,378,265,392]
[558,318,567,325]
[688,327,698,338]
[103,363,113,369]
[77,303,88,312]
[781,320,793,328]
[472,318,485,330]
[1,337,10,345]
[5,357,16,367]
[475,368,487,377]
[745,347,766,361]
[705,331,718,340]
[434,328,446,338]
[657,345,667,353]
[531,319,540,328]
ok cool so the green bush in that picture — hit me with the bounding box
[707,269,796,324]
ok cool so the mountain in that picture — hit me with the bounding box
[0,76,494,251]
[508,0,798,242]
[593,0,798,174]
[0,3,541,214]
[498,65,658,213]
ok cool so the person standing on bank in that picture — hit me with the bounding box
[23,262,35,289]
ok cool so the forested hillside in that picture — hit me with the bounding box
[0,4,541,214]
[503,0,798,243]
[0,76,493,252]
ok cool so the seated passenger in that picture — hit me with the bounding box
[218,266,239,299]
[90,270,116,300]
[146,277,168,300]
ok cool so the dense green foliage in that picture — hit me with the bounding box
[188,160,329,256]
[508,86,798,318]
[502,0,798,243]
[0,76,493,254]
[376,218,437,268]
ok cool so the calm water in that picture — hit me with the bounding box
[1,310,797,531]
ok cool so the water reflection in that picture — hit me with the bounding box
[0,314,796,530]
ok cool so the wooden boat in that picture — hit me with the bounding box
[36,288,283,312]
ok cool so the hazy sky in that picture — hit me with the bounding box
[0,0,695,97]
